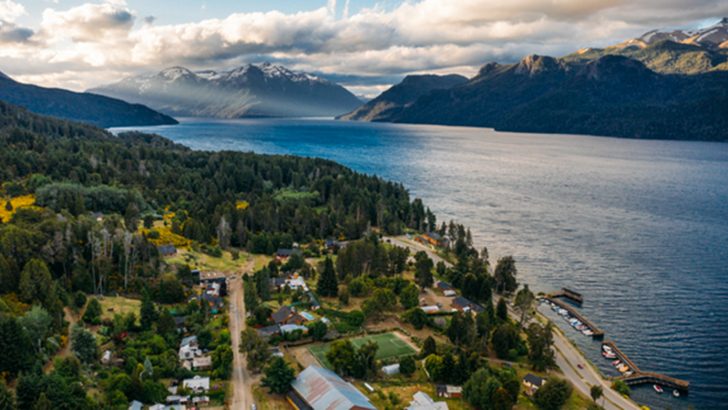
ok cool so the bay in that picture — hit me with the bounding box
[112,118,728,409]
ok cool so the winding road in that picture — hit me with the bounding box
[385,235,639,410]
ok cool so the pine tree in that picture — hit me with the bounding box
[317,257,338,297]
[140,291,157,331]
[262,357,296,394]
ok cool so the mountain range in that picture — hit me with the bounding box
[564,18,728,74]
[90,63,362,118]
[0,72,177,128]
[340,19,728,141]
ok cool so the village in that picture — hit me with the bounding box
[118,228,599,410]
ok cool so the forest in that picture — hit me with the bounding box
[0,100,435,409]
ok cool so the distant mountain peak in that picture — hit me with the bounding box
[515,55,562,76]
[90,62,360,118]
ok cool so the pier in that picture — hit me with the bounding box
[544,296,604,338]
[548,287,584,305]
[603,341,690,393]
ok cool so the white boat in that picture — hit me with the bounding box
[602,351,617,359]
[624,371,633,376]
[611,359,621,366]
[654,385,664,394]
[602,345,614,353]
[582,329,594,336]
[673,390,680,398]
[558,308,569,316]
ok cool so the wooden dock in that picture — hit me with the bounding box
[545,297,604,338]
[548,288,584,305]
[603,340,690,393]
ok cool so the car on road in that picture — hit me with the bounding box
[577,363,584,369]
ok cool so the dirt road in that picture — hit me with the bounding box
[229,260,257,410]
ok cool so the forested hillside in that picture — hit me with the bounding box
[0,100,434,409]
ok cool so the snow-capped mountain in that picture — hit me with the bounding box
[89,63,362,118]
[619,17,728,49]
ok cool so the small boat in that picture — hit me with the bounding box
[611,359,621,366]
[582,329,594,336]
[654,385,664,394]
[602,345,613,353]
[617,364,629,373]
[624,371,633,376]
[602,351,617,359]
[673,390,680,398]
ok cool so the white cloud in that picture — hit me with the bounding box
[2,0,728,91]
[0,0,25,22]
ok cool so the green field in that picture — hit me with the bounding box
[309,332,417,368]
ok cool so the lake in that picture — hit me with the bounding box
[112,118,728,409]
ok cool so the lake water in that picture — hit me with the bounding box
[113,118,728,409]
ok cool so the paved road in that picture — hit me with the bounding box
[385,235,639,410]
[229,261,256,410]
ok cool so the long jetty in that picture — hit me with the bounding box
[545,296,604,339]
[603,340,690,393]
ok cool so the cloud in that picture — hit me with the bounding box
[39,1,134,43]
[0,0,25,22]
[3,0,728,92]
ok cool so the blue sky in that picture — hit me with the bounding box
[1,0,726,96]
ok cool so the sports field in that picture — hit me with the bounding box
[309,332,417,368]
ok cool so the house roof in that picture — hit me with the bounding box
[277,248,302,257]
[292,366,376,410]
[257,324,281,337]
[523,373,545,387]
[128,400,144,410]
[436,281,453,290]
[272,306,294,324]
[408,392,449,410]
[180,335,197,347]
[451,296,484,313]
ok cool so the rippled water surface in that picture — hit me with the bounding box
[113,118,728,409]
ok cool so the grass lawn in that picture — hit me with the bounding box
[165,248,250,274]
[309,332,416,368]
[98,296,141,322]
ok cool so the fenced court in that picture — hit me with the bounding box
[309,332,417,368]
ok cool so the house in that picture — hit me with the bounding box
[417,232,449,248]
[200,293,224,313]
[407,392,449,410]
[101,350,112,365]
[158,244,177,256]
[192,355,212,371]
[288,366,376,410]
[436,281,457,297]
[173,316,187,332]
[270,346,284,358]
[150,405,185,410]
[523,373,546,396]
[421,305,440,314]
[451,296,485,314]
[192,396,210,405]
[276,248,302,261]
[272,306,295,324]
[382,363,400,376]
[306,291,321,310]
[178,344,200,361]
[182,376,210,393]
[435,385,462,399]
[256,324,281,340]
[280,324,308,335]
[128,400,144,410]
[180,335,198,348]
[285,273,309,291]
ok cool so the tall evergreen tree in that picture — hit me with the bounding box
[262,357,296,394]
[140,291,157,331]
[317,257,338,297]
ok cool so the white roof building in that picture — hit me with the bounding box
[407,392,449,410]
[382,363,400,376]
[183,375,210,393]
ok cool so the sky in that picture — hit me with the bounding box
[1,0,727,97]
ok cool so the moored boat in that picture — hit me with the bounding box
[602,351,617,359]
[673,389,680,398]
[654,385,664,394]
